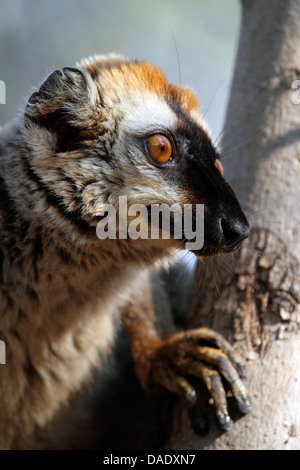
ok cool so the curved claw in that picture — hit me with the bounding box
[215,410,233,431]
[235,389,252,414]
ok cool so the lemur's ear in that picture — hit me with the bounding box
[25,67,94,152]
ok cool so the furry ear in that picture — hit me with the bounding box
[25,67,94,152]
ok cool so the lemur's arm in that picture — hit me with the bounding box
[123,268,252,433]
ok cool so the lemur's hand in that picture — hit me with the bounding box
[143,328,252,433]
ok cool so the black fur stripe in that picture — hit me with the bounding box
[21,156,94,236]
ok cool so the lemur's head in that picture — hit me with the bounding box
[24,54,249,257]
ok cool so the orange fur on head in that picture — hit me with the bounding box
[79,55,201,116]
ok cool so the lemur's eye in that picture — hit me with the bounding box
[214,158,224,176]
[146,134,173,164]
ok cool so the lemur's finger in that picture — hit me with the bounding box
[194,346,252,415]
[153,368,210,435]
[198,328,247,378]
[169,328,247,377]
[185,361,233,431]
[153,368,197,406]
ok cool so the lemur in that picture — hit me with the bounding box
[0,54,251,449]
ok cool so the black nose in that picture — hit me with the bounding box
[220,217,250,250]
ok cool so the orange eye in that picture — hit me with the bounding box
[214,158,224,176]
[146,134,173,164]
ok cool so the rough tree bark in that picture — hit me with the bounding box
[167,0,300,450]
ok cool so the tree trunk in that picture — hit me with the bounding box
[167,0,300,450]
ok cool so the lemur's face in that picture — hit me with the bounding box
[25,54,249,256]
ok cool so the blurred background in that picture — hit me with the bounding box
[0,0,240,139]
